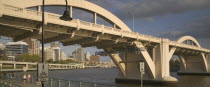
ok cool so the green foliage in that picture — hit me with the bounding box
[170,59,180,67]
[170,59,180,72]
[16,54,41,62]
[0,56,8,61]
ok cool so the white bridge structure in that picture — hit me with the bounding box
[0,0,210,84]
[0,61,85,72]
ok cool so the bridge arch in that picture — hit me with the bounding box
[1,0,131,31]
[171,36,208,72]
[177,36,201,47]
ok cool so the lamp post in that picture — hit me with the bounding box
[40,0,73,87]
[60,0,73,21]
[41,0,45,86]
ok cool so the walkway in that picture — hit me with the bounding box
[0,79,41,87]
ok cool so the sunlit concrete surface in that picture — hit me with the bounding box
[0,0,210,85]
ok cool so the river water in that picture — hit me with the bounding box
[47,68,210,87]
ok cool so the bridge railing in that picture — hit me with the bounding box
[169,41,210,53]
[0,4,163,43]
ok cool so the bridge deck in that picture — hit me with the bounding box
[0,4,209,53]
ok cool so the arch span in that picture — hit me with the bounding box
[175,36,208,72]
[177,36,201,47]
[1,0,131,31]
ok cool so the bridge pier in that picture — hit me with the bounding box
[178,54,210,76]
[112,40,178,85]
[115,51,177,85]
[179,55,207,72]
[207,54,210,73]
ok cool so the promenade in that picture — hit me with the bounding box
[0,79,40,87]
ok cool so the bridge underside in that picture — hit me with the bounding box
[0,15,134,46]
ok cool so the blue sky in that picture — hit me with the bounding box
[1,0,210,62]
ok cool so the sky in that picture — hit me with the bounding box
[1,0,210,61]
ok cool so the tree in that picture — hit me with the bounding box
[16,54,41,62]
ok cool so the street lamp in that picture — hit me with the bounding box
[40,0,73,87]
[60,0,73,21]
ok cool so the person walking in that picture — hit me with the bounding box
[27,73,31,83]
[11,72,15,79]
[23,74,27,84]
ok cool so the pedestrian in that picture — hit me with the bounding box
[23,74,27,84]
[27,73,31,83]
[11,72,15,79]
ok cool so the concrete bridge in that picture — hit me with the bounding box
[0,0,210,85]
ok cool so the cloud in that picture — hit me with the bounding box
[157,16,210,39]
[156,31,184,40]
[88,0,210,20]
[182,16,210,39]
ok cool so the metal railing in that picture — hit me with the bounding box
[0,80,22,87]
[49,78,123,87]
[1,73,123,87]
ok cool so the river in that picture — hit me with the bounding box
[46,68,210,87]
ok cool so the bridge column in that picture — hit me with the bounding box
[114,41,177,85]
[207,54,210,72]
[38,6,41,11]
[69,6,73,18]
[105,50,126,78]
[119,52,153,80]
[178,56,187,72]
[0,1,4,17]
[149,39,177,81]
[93,13,97,24]
[160,39,171,78]
[14,64,16,69]
[25,64,28,69]
[113,24,116,29]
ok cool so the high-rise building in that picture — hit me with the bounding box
[52,47,61,61]
[23,38,40,55]
[5,42,28,60]
[51,42,60,48]
[90,55,100,64]
[85,52,90,61]
[50,42,61,61]
[44,47,55,61]
[61,52,67,60]
[0,44,5,57]
[72,48,85,62]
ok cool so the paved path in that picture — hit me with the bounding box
[0,79,41,87]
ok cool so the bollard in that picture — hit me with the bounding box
[50,79,53,87]
[68,81,70,87]
[80,82,82,87]
[58,80,61,87]
[94,83,96,87]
